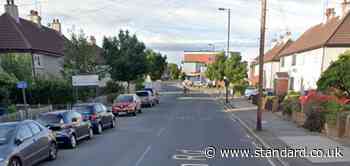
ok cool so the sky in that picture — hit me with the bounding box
[0,0,343,64]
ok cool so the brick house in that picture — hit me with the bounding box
[0,0,65,78]
[279,2,350,92]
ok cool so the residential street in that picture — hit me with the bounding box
[38,82,271,166]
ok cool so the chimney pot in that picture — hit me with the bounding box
[4,0,19,20]
[50,18,62,33]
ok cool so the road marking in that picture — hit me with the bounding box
[135,145,151,166]
[157,127,166,137]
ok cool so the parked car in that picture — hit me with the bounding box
[144,88,160,104]
[37,110,93,148]
[73,103,116,134]
[0,120,58,166]
[244,87,258,99]
[136,91,154,107]
[112,94,141,116]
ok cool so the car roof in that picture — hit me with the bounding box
[41,110,72,115]
[74,103,99,106]
[119,94,135,96]
[0,121,20,126]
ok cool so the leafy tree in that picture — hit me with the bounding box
[317,51,350,97]
[0,53,33,82]
[168,63,180,80]
[63,31,98,79]
[224,52,248,85]
[205,52,226,81]
[146,49,167,81]
[103,30,148,91]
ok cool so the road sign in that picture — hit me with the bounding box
[16,81,28,89]
[72,75,99,86]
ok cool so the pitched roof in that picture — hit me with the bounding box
[263,40,293,62]
[0,13,65,57]
[183,53,218,64]
[280,13,350,57]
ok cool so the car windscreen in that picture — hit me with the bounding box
[136,92,149,97]
[0,124,16,145]
[116,95,133,102]
[38,114,65,125]
[144,89,154,94]
[73,105,94,115]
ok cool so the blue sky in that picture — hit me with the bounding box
[0,0,343,64]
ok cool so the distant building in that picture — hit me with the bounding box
[0,0,65,78]
[182,51,220,83]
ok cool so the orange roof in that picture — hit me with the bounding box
[183,53,218,64]
[280,12,350,57]
[263,40,293,62]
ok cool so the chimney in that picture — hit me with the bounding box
[325,8,336,20]
[283,31,292,43]
[50,19,62,33]
[29,10,41,25]
[4,0,19,20]
[271,39,278,48]
[342,0,350,17]
[90,36,96,45]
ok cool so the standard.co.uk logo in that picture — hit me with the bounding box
[204,146,344,159]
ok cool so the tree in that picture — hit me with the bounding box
[224,52,248,85]
[168,63,180,80]
[63,30,98,79]
[0,53,33,82]
[205,52,226,81]
[317,51,350,97]
[146,49,167,81]
[224,52,248,94]
[103,30,148,91]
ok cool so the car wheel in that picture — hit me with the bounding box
[69,135,77,149]
[97,123,103,134]
[88,128,94,139]
[132,111,137,116]
[138,109,142,113]
[48,142,58,160]
[8,157,21,166]
[111,118,116,128]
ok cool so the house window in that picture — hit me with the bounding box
[281,57,285,67]
[34,55,42,67]
[292,55,297,66]
[289,77,294,91]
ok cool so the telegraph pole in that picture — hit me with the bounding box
[257,0,267,131]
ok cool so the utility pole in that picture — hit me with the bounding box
[218,8,231,57]
[257,0,267,131]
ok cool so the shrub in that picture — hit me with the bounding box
[281,95,301,116]
[6,105,16,114]
[303,108,326,132]
[103,81,124,94]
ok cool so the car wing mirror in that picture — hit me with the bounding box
[14,138,23,145]
[107,109,112,113]
[72,118,78,123]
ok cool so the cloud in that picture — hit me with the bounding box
[0,0,341,64]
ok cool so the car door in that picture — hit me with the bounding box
[15,124,35,166]
[73,111,90,138]
[99,104,111,125]
[27,122,49,163]
[93,104,104,126]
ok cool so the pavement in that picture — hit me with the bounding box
[218,95,350,166]
[38,82,273,166]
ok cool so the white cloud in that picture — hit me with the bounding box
[0,0,342,64]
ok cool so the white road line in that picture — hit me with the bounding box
[135,145,152,166]
[157,127,166,137]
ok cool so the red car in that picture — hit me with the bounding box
[112,94,142,116]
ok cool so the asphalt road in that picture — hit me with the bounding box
[39,82,272,166]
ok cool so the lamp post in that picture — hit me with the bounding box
[224,77,229,104]
[218,8,231,57]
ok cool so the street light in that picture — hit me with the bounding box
[224,77,229,104]
[218,7,231,57]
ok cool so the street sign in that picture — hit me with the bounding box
[16,81,28,89]
[72,75,99,86]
